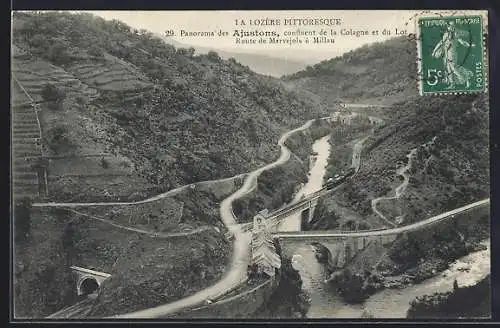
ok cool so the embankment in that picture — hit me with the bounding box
[167,279,278,318]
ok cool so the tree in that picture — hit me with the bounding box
[48,125,72,153]
[88,45,104,59]
[100,157,110,169]
[207,51,221,61]
[46,39,70,64]
[41,83,66,111]
[110,19,131,34]
[29,34,48,49]
[335,268,369,303]
[177,47,195,57]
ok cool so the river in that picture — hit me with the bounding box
[276,135,331,232]
[277,134,491,318]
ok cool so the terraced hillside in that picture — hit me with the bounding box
[11,55,154,202]
[11,76,44,201]
[66,52,152,93]
[13,59,100,102]
[11,11,328,319]
[11,11,327,202]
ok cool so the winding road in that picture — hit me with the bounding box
[371,148,417,228]
[371,136,438,227]
[239,135,370,232]
[35,105,489,319]
[114,115,382,318]
[111,119,320,318]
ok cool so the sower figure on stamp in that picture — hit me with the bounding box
[431,21,475,89]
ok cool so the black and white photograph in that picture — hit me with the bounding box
[11,10,491,320]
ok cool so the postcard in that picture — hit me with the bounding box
[11,10,490,320]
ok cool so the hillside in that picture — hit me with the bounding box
[163,38,308,77]
[13,177,241,318]
[11,11,329,318]
[303,36,490,295]
[282,36,417,105]
[11,11,327,203]
[301,35,489,230]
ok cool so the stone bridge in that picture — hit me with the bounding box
[71,266,111,296]
[275,232,397,270]
[273,198,490,270]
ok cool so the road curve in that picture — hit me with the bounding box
[111,119,318,318]
[241,135,370,232]
[371,148,417,227]
[275,198,490,239]
[37,112,367,318]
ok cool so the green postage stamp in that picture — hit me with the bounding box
[417,15,487,95]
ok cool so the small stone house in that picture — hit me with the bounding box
[250,211,281,278]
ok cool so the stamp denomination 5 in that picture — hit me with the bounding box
[417,15,486,95]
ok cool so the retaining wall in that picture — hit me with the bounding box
[168,278,278,318]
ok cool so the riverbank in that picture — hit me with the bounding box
[310,136,376,231]
[232,119,336,224]
[407,274,490,318]
[298,237,490,319]
[252,240,311,318]
[111,114,328,318]
[277,135,331,232]
[234,116,373,225]
[357,238,490,318]
[325,207,490,305]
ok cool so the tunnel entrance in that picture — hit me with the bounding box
[80,278,99,295]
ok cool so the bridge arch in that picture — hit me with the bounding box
[77,275,100,295]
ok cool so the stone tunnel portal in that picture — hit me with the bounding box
[79,277,99,295]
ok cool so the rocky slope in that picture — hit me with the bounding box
[89,230,231,317]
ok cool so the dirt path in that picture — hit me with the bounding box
[371,148,418,227]
[32,174,245,208]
